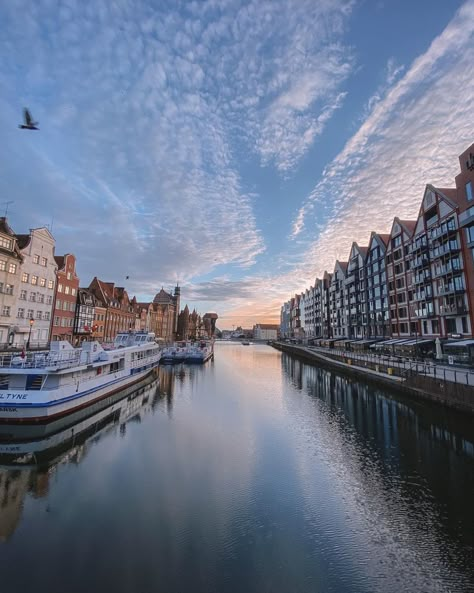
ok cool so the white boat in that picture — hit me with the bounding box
[161,342,188,364]
[0,373,161,467]
[185,341,214,364]
[241,340,250,346]
[0,331,161,423]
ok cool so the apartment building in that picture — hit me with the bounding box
[0,219,23,347]
[329,261,348,338]
[51,254,79,342]
[386,218,417,338]
[313,274,331,339]
[366,233,390,339]
[344,244,368,339]
[280,301,291,338]
[15,228,57,348]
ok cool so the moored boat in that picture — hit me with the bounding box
[0,331,161,423]
[185,341,214,364]
[160,342,188,364]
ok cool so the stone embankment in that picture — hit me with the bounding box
[272,342,474,414]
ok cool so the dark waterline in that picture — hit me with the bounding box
[0,344,473,593]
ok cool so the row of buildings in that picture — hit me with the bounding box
[281,143,474,348]
[0,217,213,349]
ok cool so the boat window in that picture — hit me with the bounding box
[0,375,9,390]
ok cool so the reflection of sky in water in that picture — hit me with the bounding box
[0,344,472,593]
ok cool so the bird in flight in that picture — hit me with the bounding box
[18,108,39,130]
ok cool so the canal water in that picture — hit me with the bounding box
[0,343,473,593]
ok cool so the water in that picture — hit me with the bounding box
[0,343,473,593]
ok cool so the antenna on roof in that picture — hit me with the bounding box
[1,201,14,217]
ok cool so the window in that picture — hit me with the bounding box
[67,272,72,280]
[71,287,76,296]
[394,263,404,275]
[27,309,34,319]
[43,312,50,321]
[5,284,13,295]
[65,285,70,295]
[22,272,29,283]
[37,293,44,304]
[8,263,17,274]
[466,226,474,244]
[46,295,53,305]
[423,321,428,333]
[17,308,25,318]
[33,254,40,264]
[0,237,12,250]
[58,283,63,293]
[31,275,38,285]
[56,299,62,310]
[20,289,27,300]
[41,257,47,267]
[400,322,408,333]
[54,316,60,326]
[36,310,42,320]
[2,306,10,317]
[70,302,75,312]
[446,318,457,334]
[61,318,68,327]
[69,318,74,327]
[62,301,68,311]
[398,307,408,318]
[397,293,406,303]
[29,293,36,302]
[39,277,46,287]
[48,280,54,289]
[462,316,468,333]
[0,260,5,271]
[467,181,473,201]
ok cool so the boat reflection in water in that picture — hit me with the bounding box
[0,367,174,542]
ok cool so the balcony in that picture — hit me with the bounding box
[412,256,430,269]
[439,304,467,316]
[430,242,461,259]
[430,223,457,241]
[413,290,434,302]
[437,285,465,296]
[412,242,428,254]
[459,206,474,228]
[432,263,461,278]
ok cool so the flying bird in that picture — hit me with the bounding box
[18,108,39,130]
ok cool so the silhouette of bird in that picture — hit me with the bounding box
[18,108,39,130]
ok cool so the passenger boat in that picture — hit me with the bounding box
[185,341,214,364]
[160,342,188,364]
[241,340,250,346]
[0,331,161,423]
[0,373,161,466]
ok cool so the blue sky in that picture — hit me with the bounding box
[1,0,473,328]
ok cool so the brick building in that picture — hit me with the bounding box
[51,254,79,342]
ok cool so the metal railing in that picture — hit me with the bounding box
[0,349,83,370]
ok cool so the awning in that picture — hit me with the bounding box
[444,339,474,348]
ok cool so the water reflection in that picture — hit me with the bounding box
[0,346,472,593]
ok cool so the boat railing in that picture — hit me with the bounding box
[0,349,83,370]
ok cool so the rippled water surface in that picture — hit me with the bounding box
[0,343,473,593]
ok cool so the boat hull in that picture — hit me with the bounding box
[0,366,158,424]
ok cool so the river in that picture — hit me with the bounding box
[0,343,473,593]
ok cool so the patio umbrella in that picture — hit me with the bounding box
[435,337,443,360]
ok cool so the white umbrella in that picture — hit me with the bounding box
[435,337,443,360]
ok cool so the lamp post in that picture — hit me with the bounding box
[26,317,34,350]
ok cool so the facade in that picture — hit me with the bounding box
[15,228,57,348]
[386,218,417,338]
[202,312,218,338]
[280,301,291,338]
[253,323,279,340]
[73,288,97,343]
[314,273,331,339]
[151,287,180,342]
[0,219,23,348]
[88,278,136,342]
[51,254,79,342]
[177,305,202,340]
[344,244,368,339]
[366,233,390,339]
[290,294,302,338]
[329,261,348,338]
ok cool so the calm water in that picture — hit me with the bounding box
[0,343,473,593]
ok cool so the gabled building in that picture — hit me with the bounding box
[51,254,79,342]
[366,233,390,339]
[15,227,57,348]
[344,244,368,339]
[253,323,279,340]
[0,218,23,347]
[386,218,417,338]
[151,286,180,342]
[329,261,348,338]
[74,288,98,342]
[280,301,291,338]
[88,278,136,341]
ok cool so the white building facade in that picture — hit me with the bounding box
[14,228,57,347]
[0,219,24,347]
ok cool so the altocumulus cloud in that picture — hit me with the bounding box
[0,0,353,304]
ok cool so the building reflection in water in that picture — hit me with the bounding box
[0,367,175,541]
[281,353,474,580]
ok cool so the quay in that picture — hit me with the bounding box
[272,341,474,414]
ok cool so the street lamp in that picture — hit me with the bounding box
[26,317,34,350]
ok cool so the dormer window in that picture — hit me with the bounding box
[0,237,12,250]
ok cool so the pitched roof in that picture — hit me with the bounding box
[0,217,15,237]
[54,255,65,270]
[15,233,31,249]
[153,288,174,304]
[397,219,417,235]
[377,233,390,245]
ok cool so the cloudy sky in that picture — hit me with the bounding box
[1,0,473,328]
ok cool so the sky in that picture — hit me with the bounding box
[1,0,473,329]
